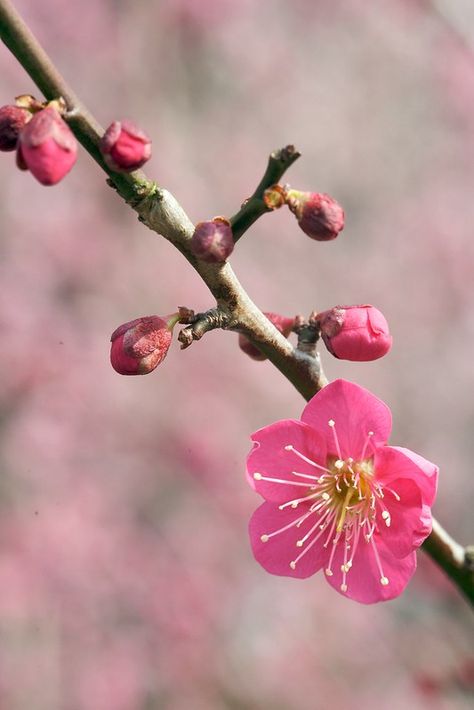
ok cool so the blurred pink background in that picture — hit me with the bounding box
[0,0,473,708]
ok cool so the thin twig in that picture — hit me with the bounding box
[178,307,231,349]
[230,145,300,241]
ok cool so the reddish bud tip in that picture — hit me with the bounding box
[191,217,234,263]
[110,314,178,376]
[318,305,392,361]
[286,190,344,241]
[239,312,295,361]
[18,106,77,185]
[100,120,152,172]
[0,105,31,151]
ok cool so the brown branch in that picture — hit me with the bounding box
[0,0,472,605]
[178,307,231,349]
[422,519,474,605]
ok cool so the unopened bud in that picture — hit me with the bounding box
[18,106,77,185]
[239,312,295,361]
[191,217,234,263]
[0,105,31,151]
[110,313,180,376]
[100,120,151,172]
[286,190,344,241]
[318,305,392,361]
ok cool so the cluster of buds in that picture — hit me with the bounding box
[110,313,181,376]
[263,184,345,242]
[0,95,152,184]
[236,305,391,364]
[107,156,389,379]
[0,95,77,185]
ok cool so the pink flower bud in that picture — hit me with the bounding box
[239,312,295,361]
[0,105,31,151]
[100,120,151,172]
[318,305,392,361]
[18,106,77,185]
[191,217,234,263]
[286,190,344,241]
[110,314,179,375]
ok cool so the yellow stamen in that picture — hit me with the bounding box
[336,487,355,533]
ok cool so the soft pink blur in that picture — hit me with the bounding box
[0,0,473,708]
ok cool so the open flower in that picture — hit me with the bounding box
[247,379,438,603]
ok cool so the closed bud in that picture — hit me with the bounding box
[0,105,32,151]
[18,106,77,185]
[239,312,295,361]
[110,314,180,376]
[100,120,151,172]
[286,190,344,241]
[318,305,392,361]
[191,217,234,263]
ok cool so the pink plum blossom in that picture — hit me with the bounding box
[247,379,438,603]
[285,190,345,241]
[100,120,152,172]
[110,313,180,375]
[18,106,77,185]
[318,304,392,361]
[191,217,234,263]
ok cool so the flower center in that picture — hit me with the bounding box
[253,420,400,593]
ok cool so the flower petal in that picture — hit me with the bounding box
[249,501,328,579]
[375,446,438,506]
[325,536,417,603]
[247,420,327,503]
[378,477,424,558]
[412,504,433,548]
[301,379,392,460]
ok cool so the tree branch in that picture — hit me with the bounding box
[230,145,300,241]
[422,519,474,605]
[178,307,231,349]
[0,0,472,605]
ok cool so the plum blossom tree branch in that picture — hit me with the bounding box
[230,144,300,241]
[177,307,231,349]
[422,519,474,604]
[0,0,472,605]
[0,0,150,205]
[0,0,325,401]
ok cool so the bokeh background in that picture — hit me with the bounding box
[0,0,473,708]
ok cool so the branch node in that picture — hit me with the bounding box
[178,307,231,350]
[465,546,474,572]
[293,312,321,356]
